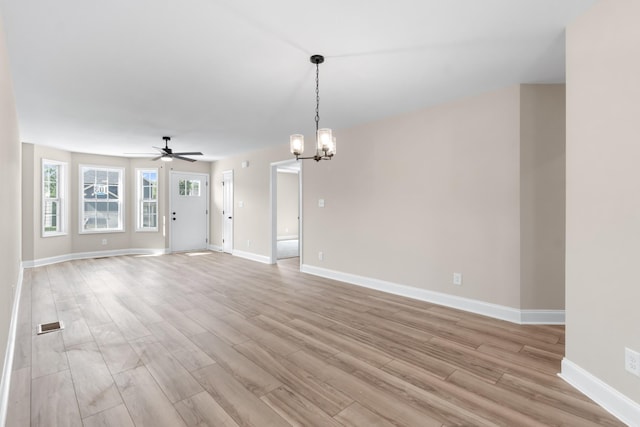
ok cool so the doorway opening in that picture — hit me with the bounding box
[270,160,302,266]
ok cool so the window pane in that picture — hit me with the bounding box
[81,166,123,232]
[108,184,119,199]
[191,180,200,196]
[137,169,158,230]
[44,200,58,232]
[44,164,59,198]
[142,201,158,228]
[84,168,96,183]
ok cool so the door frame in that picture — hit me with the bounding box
[269,159,303,265]
[222,169,234,254]
[169,171,210,253]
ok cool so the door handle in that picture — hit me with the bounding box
[228,216,232,219]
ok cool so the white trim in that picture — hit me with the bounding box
[0,265,24,427]
[560,359,640,426]
[208,245,223,252]
[277,235,299,241]
[300,264,565,325]
[520,309,565,325]
[221,170,234,254]
[22,248,169,268]
[270,159,302,265]
[269,163,278,264]
[233,250,272,264]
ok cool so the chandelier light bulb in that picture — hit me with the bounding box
[290,134,304,156]
[317,128,333,152]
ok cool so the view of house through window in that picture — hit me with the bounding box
[137,169,158,230]
[81,166,124,232]
[42,160,66,236]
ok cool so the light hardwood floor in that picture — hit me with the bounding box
[6,252,624,426]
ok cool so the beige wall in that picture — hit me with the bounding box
[21,146,212,261]
[520,85,566,310]
[0,14,21,386]
[305,86,524,308]
[211,144,291,256]
[566,0,640,404]
[21,143,35,262]
[277,171,299,239]
[210,84,565,311]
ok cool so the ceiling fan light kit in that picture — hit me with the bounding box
[290,54,336,162]
[131,136,203,162]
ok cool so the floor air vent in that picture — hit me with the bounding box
[37,321,64,335]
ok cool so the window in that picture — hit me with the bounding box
[179,179,201,196]
[80,165,124,232]
[42,160,66,236]
[136,169,158,231]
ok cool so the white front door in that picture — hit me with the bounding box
[222,170,233,254]
[170,172,209,252]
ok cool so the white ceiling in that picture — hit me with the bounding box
[0,0,596,161]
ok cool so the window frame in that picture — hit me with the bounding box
[136,168,159,232]
[79,164,125,234]
[42,159,67,237]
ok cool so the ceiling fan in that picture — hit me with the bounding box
[129,136,203,162]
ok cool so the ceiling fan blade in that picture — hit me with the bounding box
[173,155,197,162]
[173,152,203,156]
[124,152,160,155]
[151,156,163,161]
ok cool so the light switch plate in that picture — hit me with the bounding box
[318,199,325,208]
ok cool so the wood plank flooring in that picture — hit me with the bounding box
[6,252,624,426]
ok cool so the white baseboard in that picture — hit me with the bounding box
[233,250,273,264]
[0,264,24,427]
[208,245,223,252]
[520,309,565,325]
[300,264,564,325]
[22,248,169,268]
[560,358,640,426]
[277,235,299,241]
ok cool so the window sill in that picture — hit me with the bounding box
[79,229,126,235]
[42,232,68,238]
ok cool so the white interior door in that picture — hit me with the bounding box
[170,172,209,252]
[222,170,233,253]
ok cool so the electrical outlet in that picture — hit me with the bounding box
[247,240,251,247]
[453,272,462,286]
[318,251,324,261]
[625,347,640,376]
[101,239,107,245]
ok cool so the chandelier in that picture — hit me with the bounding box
[290,54,336,161]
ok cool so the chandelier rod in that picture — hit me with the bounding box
[315,59,320,134]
